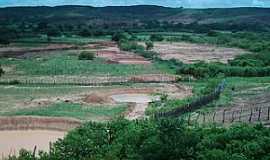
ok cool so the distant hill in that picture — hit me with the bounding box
[0,5,270,32]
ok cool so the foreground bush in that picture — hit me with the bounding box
[9,119,270,160]
[78,51,95,60]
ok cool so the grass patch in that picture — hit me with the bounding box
[0,51,163,76]
[1,103,127,121]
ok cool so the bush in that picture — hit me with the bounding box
[78,51,95,60]
[112,32,130,42]
[145,41,154,50]
[118,41,144,52]
[150,34,164,41]
[0,65,4,77]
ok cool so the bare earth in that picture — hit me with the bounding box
[96,44,151,65]
[151,42,248,63]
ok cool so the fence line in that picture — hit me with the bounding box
[186,105,270,125]
[155,79,227,118]
[0,74,178,86]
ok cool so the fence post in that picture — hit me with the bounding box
[249,108,253,123]
[231,111,235,123]
[268,107,270,121]
[222,110,226,123]
[258,107,262,121]
[188,113,191,125]
[195,112,200,124]
[32,145,37,158]
[203,112,206,123]
[239,107,243,122]
[212,112,216,123]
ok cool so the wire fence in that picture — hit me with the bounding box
[187,102,270,125]
[155,79,227,118]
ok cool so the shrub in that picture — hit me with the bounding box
[145,41,154,50]
[78,51,95,60]
[0,65,4,77]
[112,32,130,42]
[150,34,164,41]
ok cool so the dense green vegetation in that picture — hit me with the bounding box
[9,119,270,160]
[1,6,270,37]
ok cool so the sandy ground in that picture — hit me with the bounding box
[0,130,65,158]
[151,42,247,63]
[111,94,160,120]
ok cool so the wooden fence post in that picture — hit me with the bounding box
[222,110,226,123]
[195,112,200,124]
[231,111,235,123]
[258,107,262,121]
[268,107,270,121]
[239,107,243,122]
[188,113,191,125]
[249,108,253,123]
[212,112,216,123]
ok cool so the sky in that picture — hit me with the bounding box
[0,0,270,8]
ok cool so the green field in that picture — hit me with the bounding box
[0,50,167,77]
[1,103,127,121]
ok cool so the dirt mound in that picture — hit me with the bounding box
[84,93,113,104]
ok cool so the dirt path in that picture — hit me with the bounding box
[125,103,149,120]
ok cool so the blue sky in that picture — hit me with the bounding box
[0,0,270,8]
